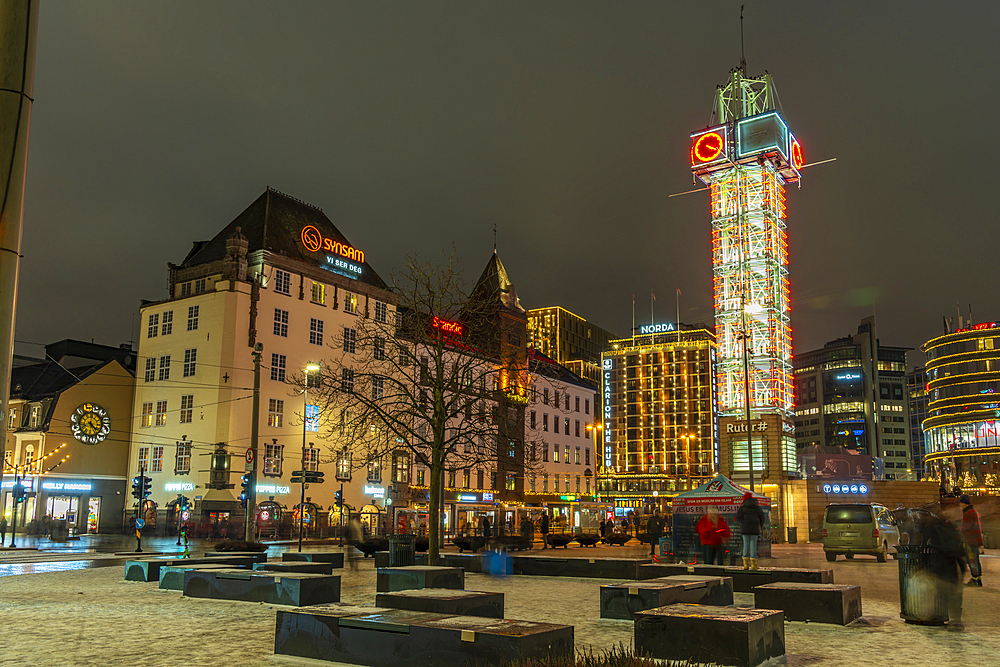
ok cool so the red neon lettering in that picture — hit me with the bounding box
[432,316,464,336]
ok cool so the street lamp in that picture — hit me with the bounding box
[298,362,321,552]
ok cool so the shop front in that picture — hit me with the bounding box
[3,476,126,535]
[449,490,497,538]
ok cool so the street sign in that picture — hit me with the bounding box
[245,448,255,464]
[136,518,146,529]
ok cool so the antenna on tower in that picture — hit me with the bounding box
[740,5,747,75]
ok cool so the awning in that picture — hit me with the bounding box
[199,488,238,512]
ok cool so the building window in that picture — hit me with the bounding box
[543,414,548,432]
[180,282,191,297]
[147,313,159,338]
[530,411,536,428]
[565,445,570,462]
[553,445,559,463]
[175,442,191,474]
[268,399,284,427]
[275,269,291,295]
[372,375,384,399]
[187,305,199,331]
[336,450,352,481]
[343,291,358,314]
[374,300,388,323]
[29,405,40,428]
[341,368,355,393]
[554,391,559,407]
[151,446,164,473]
[585,399,590,415]
[180,394,194,423]
[138,446,149,472]
[183,348,197,377]
[564,418,570,435]
[144,358,155,382]
[161,311,173,336]
[264,442,283,474]
[303,446,319,472]
[575,396,580,412]
[416,468,425,486]
[373,336,385,361]
[158,355,170,381]
[575,447,581,464]
[529,475,536,492]
[575,420,580,437]
[140,402,153,428]
[343,327,357,353]
[463,469,471,487]
[7,408,15,429]
[394,453,410,483]
[576,476,581,493]
[554,475,559,492]
[367,459,382,483]
[155,401,167,427]
[311,281,326,305]
[506,471,516,491]
[565,474,571,491]
[305,404,319,432]
[309,318,324,345]
[543,474,549,492]
[586,477,591,494]
[565,395,570,410]
[270,353,286,382]
[478,469,484,489]
[195,278,206,294]
[543,389,549,405]
[273,308,289,337]
[585,447,590,465]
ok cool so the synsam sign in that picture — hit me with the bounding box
[639,323,675,335]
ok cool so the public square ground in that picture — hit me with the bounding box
[1,538,999,667]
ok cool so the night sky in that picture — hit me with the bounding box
[17,2,1000,366]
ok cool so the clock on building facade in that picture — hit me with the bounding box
[70,403,111,444]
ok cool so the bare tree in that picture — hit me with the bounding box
[304,250,539,564]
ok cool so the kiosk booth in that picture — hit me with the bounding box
[670,475,771,563]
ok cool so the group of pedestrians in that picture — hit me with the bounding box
[692,492,763,568]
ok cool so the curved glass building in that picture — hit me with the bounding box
[923,322,1000,491]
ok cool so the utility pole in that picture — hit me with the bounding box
[0,1,38,524]
[244,342,262,542]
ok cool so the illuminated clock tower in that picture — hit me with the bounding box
[690,67,804,483]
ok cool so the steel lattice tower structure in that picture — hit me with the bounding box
[690,68,804,421]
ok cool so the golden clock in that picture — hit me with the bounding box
[71,403,111,444]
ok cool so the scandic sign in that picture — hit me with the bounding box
[300,225,365,263]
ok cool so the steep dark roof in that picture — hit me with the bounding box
[179,188,388,290]
[470,251,523,314]
[529,349,596,390]
[10,357,127,401]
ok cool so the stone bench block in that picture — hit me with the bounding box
[635,604,784,667]
[274,605,573,667]
[376,589,504,618]
[511,555,651,579]
[753,582,861,625]
[377,566,465,593]
[281,551,345,568]
[203,550,268,563]
[256,561,335,575]
[183,568,341,606]
[637,563,727,580]
[124,555,257,582]
[158,563,248,590]
[601,576,735,620]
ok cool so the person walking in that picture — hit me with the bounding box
[540,511,550,549]
[697,507,732,565]
[0,515,7,546]
[646,510,664,556]
[925,518,967,629]
[959,494,984,586]
[736,492,765,570]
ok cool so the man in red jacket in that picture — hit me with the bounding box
[696,507,732,565]
[959,494,983,587]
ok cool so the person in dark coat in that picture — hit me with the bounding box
[540,512,550,549]
[924,518,966,628]
[959,495,984,586]
[646,510,664,556]
[598,518,607,539]
[735,492,765,570]
[481,515,491,539]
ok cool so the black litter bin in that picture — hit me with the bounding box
[787,527,797,544]
[389,534,416,567]
[897,545,948,625]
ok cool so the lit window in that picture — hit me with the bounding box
[183,349,197,377]
[7,408,15,429]
[343,327,357,353]
[274,269,291,295]
[303,446,319,472]
[575,446,580,464]
[144,358,155,382]
[367,459,382,483]
[264,443,283,475]
[336,450,352,480]
[311,281,326,305]
[343,291,358,314]
[270,353,286,382]
[140,402,153,428]
[180,394,193,423]
[305,404,319,432]
[268,399,284,427]
[151,446,164,473]
[273,308,289,337]
[161,311,173,336]
[175,442,191,474]
[155,401,167,427]
[394,452,410,483]
[553,446,559,463]
[309,318,324,345]
[158,355,170,381]
[137,446,149,471]
[147,313,159,338]
[506,471,515,491]
[187,306,199,331]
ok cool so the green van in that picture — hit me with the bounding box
[822,503,900,562]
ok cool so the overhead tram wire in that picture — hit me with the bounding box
[666,158,837,198]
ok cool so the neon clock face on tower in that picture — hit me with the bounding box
[70,403,111,444]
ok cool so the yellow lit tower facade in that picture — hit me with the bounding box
[690,67,803,495]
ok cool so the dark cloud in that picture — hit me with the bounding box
[17,2,1000,362]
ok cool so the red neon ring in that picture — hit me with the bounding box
[693,132,724,163]
[791,141,804,169]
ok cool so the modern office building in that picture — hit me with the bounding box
[906,366,929,480]
[598,325,718,514]
[526,307,615,385]
[922,320,1000,492]
[792,317,912,479]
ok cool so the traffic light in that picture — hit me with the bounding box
[12,482,26,503]
[239,473,250,508]
[335,490,343,507]
[132,475,152,500]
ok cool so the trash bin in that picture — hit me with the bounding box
[787,527,797,544]
[896,545,948,624]
[658,536,672,559]
[389,534,416,567]
[983,532,997,549]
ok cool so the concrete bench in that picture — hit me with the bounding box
[124,555,258,582]
[637,563,726,580]
[203,550,269,563]
[377,566,465,593]
[158,563,247,591]
[600,576,734,620]
[255,561,336,575]
[753,582,862,625]
[376,589,505,618]
[281,551,345,568]
[183,568,341,606]
[274,605,573,666]
[635,604,784,667]
[637,563,833,592]
[510,555,650,579]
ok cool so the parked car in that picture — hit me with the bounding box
[822,503,900,562]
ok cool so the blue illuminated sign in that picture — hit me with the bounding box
[325,256,363,280]
[836,373,861,381]
[603,357,613,469]
[823,483,869,495]
[736,111,790,160]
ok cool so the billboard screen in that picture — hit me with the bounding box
[736,111,789,161]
